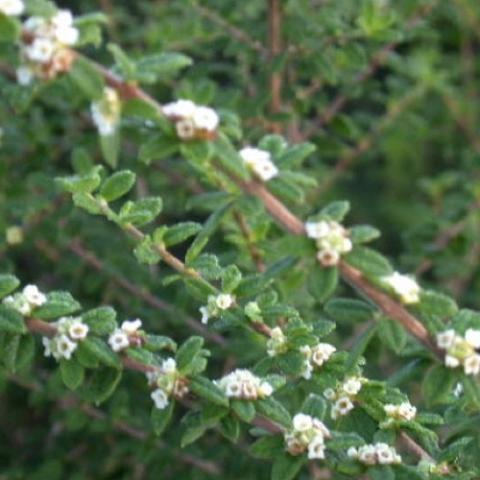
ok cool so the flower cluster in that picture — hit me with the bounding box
[215,369,273,400]
[348,443,401,466]
[300,343,336,379]
[91,87,122,136]
[43,316,89,360]
[436,328,480,375]
[147,358,189,410]
[108,319,143,352]
[199,293,234,325]
[305,220,352,267]
[239,147,279,182]
[382,272,420,304]
[17,10,79,85]
[284,413,331,460]
[162,99,219,140]
[266,327,287,357]
[381,401,417,428]
[324,376,364,420]
[3,284,46,316]
[0,0,24,16]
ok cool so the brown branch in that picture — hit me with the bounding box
[268,0,283,133]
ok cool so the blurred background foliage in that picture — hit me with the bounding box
[1,0,480,478]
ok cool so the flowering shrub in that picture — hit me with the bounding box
[1,0,480,479]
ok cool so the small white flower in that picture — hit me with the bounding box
[215,293,234,310]
[56,334,77,360]
[301,360,313,380]
[464,354,480,375]
[161,358,177,374]
[42,337,53,357]
[436,329,456,350]
[465,329,480,349]
[311,343,336,367]
[342,377,362,396]
[258,382,273,397]
[151,388,169,410]
[225,379,242,397]
[333,396,354,417]
[121,319,142,334]
[239,147,279,182]
[23,284,47,307]
[358,445,377,465]
[382,272,420,304]
[3,294,31,316]
[176,118,196,139]
[375,443,396,465]
[199,306,210,325]
[347,446,358,459]
[398,401,416,421]
[163,99,196,119]
[68,320,89,341]
[317,248,340,267]
[108,329,130,352]
[25,37,55,63]
[51,10,78,45]
[91,87,121,136]
[0,0,24,16]
[445,354,460,368]
[192,106,219,131]
[305,221,330,239]
[16,65,33,85]
[453,382,463,397]
[293,413,313,432]
[323,388,336,401]
[307,435,326,460]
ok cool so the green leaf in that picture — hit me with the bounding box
[134,236,161,265]
[250,435,284,459]
[231,399,256,422]
[325,298,375,323]
[163,222,202,247]
[417,290,458,319]
[186,201,233,263]
[213,135,250,181]
[100,131,120,169]
[56,169,102,194]
[81,307,117,335]
[34,291,81,319]
[221,265,242,293]
[83,367,122,405]
[0,14,20,43]
[100,170,136,202]
[69,56,105,100]
[107,43,137,80]
[327,431,365,450]
[125,347,154,365]
[350,225,381,244]
[1,333,20,372]
[0,274,20,300]
[119,197,163,227]
[307,266,338,303]
[176,336,204,372]
[135,52,192,83]
[320,200,350,221]
[256,397,291,428]
[344,247,393,277]
[220,416,240,443]
[369,465,395,480]
[0,306,26,334]
[60,359,85,390]
[421,364,457,407]
[301,394,327,420]
[277,143,316,168]
[81,337,121,369]
[378,318,407,353]
[72,192,102,215]
[271,454,304,480]
[15,335,35,371]
[189,375,229,407]
[139,136,178,165]
[151,401,174,436]
[144,335,176,352]
[346,323,378,370]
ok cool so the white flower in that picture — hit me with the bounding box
[258,382,273,397]
[293,413,313,432]
[445,354,460,368]
[3,294,31,316]
[25,37,55,63]
[42,337,53,357]
[225,379,242,397]
[176,118,196,139]
[0,0,24,16]
[317,248,340,267]
[464,354,480,375]
[215,293,234,310]
[311,343,336,367]
[16,65,33,86]
[23,284,47,307]
[398,402,416,421]
[312,418,331,439]
[266,327,286,357]
[151,388,169,410]
[108,329,130,352]
[333,396,354,417]
[305,221,330,239]
[342,377,362,396]
[216,369,272,400]
[347,447,358,459]
[51,10,78,46]
[301,360,313,380]
[163,99,197,119]
[121,319,142,334]
[161,358,177,374]
[323,388,336,400]
[68,320,89,341]
[91,87,121,136]
[375,443,396,465]
[436,329,456,350]
[358,445,377,465]
[239,147,279,182]
[56,334,77,360]
[192,106,219,131]
[307,435,326,460]
[465,329,480,349]
[199,306,210,325]
[453,382,463,397]
[382,272,420,304]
